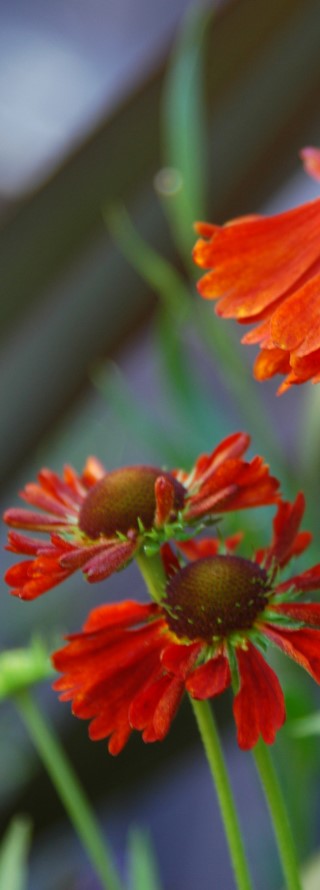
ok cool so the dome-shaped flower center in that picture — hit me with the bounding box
[165,555,270,641]
[79,465,185,539]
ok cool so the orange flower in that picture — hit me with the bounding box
[3,434,279,600]
[193,149,320,393]
[52,495,320,754]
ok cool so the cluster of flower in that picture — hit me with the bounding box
[3,147,320,756]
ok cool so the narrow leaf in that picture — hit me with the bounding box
[128,828,163,890]
[0,816,32,890]
[161,6,212,257]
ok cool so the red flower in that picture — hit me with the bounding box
[193,149,320,393]
[3,434,279,601]
[53,494,320,753]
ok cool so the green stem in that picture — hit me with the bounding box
[253,740,302,890]
[191,699,253,890]
[135,550,167,603]
[136,550,252,890]
[14,690,123,890]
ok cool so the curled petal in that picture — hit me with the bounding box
[233,644,285,749]
[5,557,71,600]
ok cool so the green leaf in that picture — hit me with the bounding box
[0,639,53,702]
[104,203,190,319]
[300,851,320,890]
[90,360,184,465]
[0,816,32,890]
[155,308,229,450]
[290,712,320,738]
[128,828,163,890]
[161,6,212,258]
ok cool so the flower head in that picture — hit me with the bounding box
[53,494,320,753]
[193,149,320,393]
[3,434,279,601]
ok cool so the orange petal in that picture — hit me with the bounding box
[194,198,320,319]
[271,280,320,356]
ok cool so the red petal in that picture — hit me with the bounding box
[277,563,320,594]
[191,433,250,487]
[5,531,47,556]
[3,507,68,532]
[160,543,180,577]
[154,476,175,526]
[233,644,285,749]
[130,674,184,741]
[161,641,202,678]
[186,653,231,700]
[263,625,320,683]
[269,603,320,625]
[83,600,159,633]
[6,557,70,600]
[266,494,309,569]
[177,537,220,560]
[85,540,136,582]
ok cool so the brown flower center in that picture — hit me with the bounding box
[79,465,185,539]
[165,555,269,641]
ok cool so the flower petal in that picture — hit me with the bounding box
[263,625,320,683]
[265,494,310,569]
[154,476,176,526]
[194,199,320,319]
[186,653,231,699]
[269,603,320,625]
[233,644,285,749]
[277,563,320,594]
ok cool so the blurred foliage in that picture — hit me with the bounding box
[0,639,52,702]
[0,816,32,890]
[127,829,163,890]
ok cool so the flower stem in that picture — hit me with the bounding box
[190,698,253,890]
[135,550,166,603]
[14,690,123,890]
[253,740,302,890]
